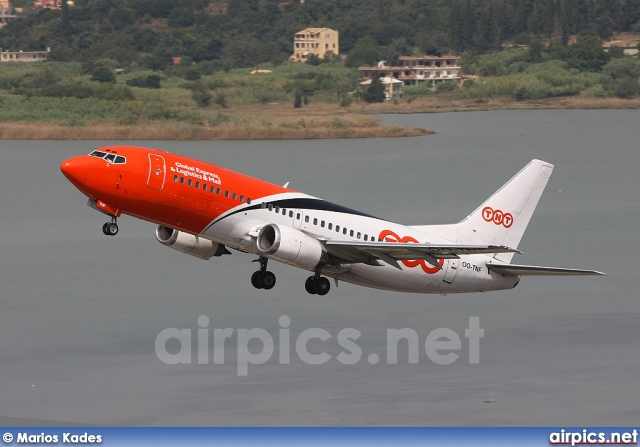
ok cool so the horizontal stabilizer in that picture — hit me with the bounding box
[487,263,605,276]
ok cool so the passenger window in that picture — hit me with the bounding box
[328,223,332,230]
[210,186,215,193]
[321,221,325,228]
[174,175,178,182]
[240,195,244,202]
[203,183,207,190]
[350,230,354,237]
[216,188,221,195]
[188,179,193,186]
[247,198,252,204]
[268,204,273,211]
[305,216,309,223]
[180,177,185,184]
[274,206,279,213]
[261,203,266,209]
[282,209,286,216]
[336,225,340,232]
[233,193,237,200]
[195,181,200,189]
[364,235,368,241]
[357,232,361,239]
[343,228,347,235]
[225,191,229,198]
[290,211,294,218]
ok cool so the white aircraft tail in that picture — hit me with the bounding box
[413,159,554,263]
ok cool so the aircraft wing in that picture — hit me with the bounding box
[324,240,519,270]
[487,263,606,276]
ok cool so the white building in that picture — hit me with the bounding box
[0,47,51,62]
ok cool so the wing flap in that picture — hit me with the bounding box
[325,240,519,269]
[487,263,606,276]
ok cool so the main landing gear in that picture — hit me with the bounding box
[250,258,331,295]
[101,217,119,236]
[251,256,276,290]
[305,270,330,296]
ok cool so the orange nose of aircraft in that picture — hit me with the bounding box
[60,156,90,186]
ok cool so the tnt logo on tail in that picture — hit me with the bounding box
[482,207,513,228]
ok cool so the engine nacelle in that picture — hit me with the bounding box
[156,226,229,260]
[256,224,326,270]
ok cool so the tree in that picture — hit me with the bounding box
[364,75,385,103]
[607,46,625,59]
[567,34,609,71]
[612,76,640,98]
[306,54,322,66]
[603,58,640,79]
[191,81,212,107]
[345,36,380,68]
[293,88,302,108]
[528,38,543,62]
[61,0,71,38]
[90,66,116,83]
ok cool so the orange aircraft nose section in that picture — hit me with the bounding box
[60,156,90,187]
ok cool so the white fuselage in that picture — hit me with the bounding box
[202,192,520,294]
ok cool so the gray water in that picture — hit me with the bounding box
[0,109,638,426]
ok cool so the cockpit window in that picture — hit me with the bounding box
[88,150,126,164]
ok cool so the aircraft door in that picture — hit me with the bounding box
[442,259,459,284]
[147,154,166,192]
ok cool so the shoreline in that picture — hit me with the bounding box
[1,97,638,140]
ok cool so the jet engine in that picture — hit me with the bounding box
[156,225,229,260]
[256,224,327,270]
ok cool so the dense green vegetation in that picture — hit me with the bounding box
[460,39,640,100]
[1,0,639,70]
[0,0,639,129]
[0,60,360,124]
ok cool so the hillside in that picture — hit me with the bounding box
[1,0,640,70]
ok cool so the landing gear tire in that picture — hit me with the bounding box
[305,276,330,295]
[251,271,263,289]
[251,257,276,290]
[314,277,330,295]
[261,271,276,290]
[305,276,316,295]
[102,222,118,236]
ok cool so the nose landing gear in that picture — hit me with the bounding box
[102,217,119,236]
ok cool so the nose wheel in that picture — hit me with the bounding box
[305,274,330,296]
[251,257,276,290]
[102,218,119,236]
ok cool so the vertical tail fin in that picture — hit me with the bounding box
[458,159,554,262]
[412,160,554,263]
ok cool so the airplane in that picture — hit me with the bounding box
[60,146,604,296]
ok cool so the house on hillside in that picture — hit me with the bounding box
[359,55,462,88]
[34,0,74,9]
[1,47,50,62]
[290,27,339,62]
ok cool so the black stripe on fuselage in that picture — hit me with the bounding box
[203,197,386,233]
